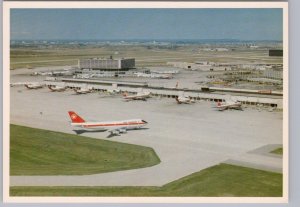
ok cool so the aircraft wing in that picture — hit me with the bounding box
[108,127,127,135]
[214,104,229,111]
[215,103,241,111]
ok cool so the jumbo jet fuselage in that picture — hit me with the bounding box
[74,88,91,94]
[71,119,147,131]
[175,96,195,104]
[123,91,151,101]
[215,101,242,111]
[68,111,148,135]
[24,83,44,89]
[48,85,66,92]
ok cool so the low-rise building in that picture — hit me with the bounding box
[263,68,283,80]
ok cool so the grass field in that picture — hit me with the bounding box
[10,164,282,197]
[10,45,283,69]
[271,148,283,155]
[10,124,160,175]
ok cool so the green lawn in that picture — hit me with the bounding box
[10,124,160,175]
[10,164,282,197]
[271,148,283,155]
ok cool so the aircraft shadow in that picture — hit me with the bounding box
[123,99,148,102]
[106,128,150,138]
[71,93,88,96]
[214,108,244,112]
[99,95,119,98]
[73,129,107,135]
[73,127,149,138]
[106,133,121,138]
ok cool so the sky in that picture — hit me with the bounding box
[10,9,283,41]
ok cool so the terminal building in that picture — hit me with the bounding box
[76,57,135,78]
[78,57,135,71]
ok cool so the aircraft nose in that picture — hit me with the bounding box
[142,120,148,124]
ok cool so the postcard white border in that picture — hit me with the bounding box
[2,1,289,203]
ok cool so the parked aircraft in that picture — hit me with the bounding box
[24,82,44,89]
[51,70,73,76]
[74,87,92,94]
[68,111,148,136]
[106,88,121,94]
[175,95,195,104]
[32,70,72,76]
[123,91,151,101]
[151,74,173,79]
[48,85,66,92]
[11,82,26,87]
[31,71,52,76]
[151,70,179,74]
[134,72,146,77]
[135,72,173,79]
[214,100,242,111]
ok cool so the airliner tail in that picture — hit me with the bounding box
[68,111,85,123]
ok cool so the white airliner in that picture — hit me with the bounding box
[31,71,52,76]
[151,73,173,79]
[48,85,66,92]
[24,83,44,89]
[135,72,173,79]
[151,70,179,74]
[123,91,151,101]
[74,88,92,94]
[175,95,195,104]
[68,111,148,136]
[106,88,121,94]
[32,70,72,76]
[214,100,242,111]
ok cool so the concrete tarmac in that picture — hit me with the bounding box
[9,75,283,186]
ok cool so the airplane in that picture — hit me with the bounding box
[68,111,148,136]
[134,72,173,79]
[123,91,151,101]
[24,82,44,89]
[214,100,242,111]
[106,88,121,94]
[51,70,73,76]
[32,70,73,76]
[74,87,92,94]
[134,72,150,78]
[175,95,195,104]
[48,85,66,92]
[77,73,92,79]
[151,74,173,79]
[151,70,179,74]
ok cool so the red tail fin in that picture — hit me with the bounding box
[68,111,85,123]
